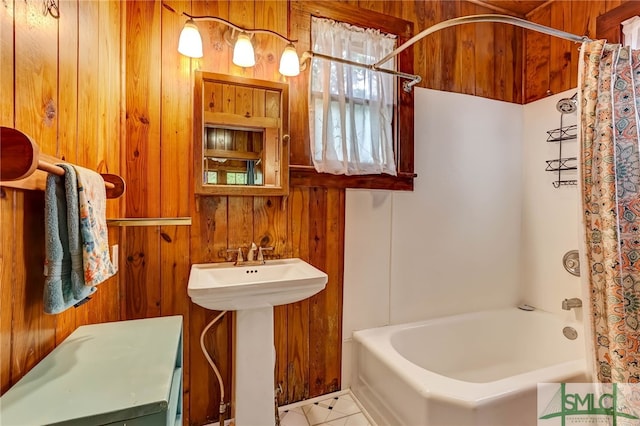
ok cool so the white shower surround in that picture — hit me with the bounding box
[390,88,523,323]
[521,90,581,313]
[342,87,581,388]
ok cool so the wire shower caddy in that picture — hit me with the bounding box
[545,95,578,188]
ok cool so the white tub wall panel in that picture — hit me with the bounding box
[343,189,393,388]
[341,339,353,389]
[521,89,581,314]
[426,391,539,426]
[352,337,428,426]
[343,189,393,335]
[390,88,523,324]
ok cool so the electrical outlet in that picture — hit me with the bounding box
[111,244,119,272]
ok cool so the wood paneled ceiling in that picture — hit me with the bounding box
[470,0,550,17]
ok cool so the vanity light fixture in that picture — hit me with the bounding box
[232,33,256,68]
[176,12,300,77]
[278,44,301,77]
[178,19,203,58]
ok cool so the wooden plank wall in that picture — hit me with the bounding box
[2,1,629,425]
[121,1,334,423]
[168,1,520,423]
[402,0,523,103]
[0,0,123,394]
[524,0,627,103]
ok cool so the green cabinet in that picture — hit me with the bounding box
[0,316,183,426]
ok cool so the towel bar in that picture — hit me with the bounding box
[0,126,125,199]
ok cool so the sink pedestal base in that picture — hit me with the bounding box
[235,307,276,426]
[187,259,328,425]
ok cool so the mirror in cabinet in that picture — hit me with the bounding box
[194,72,289,196]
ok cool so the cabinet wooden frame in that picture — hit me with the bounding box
[193,71,290,196]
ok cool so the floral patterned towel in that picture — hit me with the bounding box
[74,165,116,286]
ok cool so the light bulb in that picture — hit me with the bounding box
[233,33,256,68]
[279,44,300,77]
[178,19,203,58]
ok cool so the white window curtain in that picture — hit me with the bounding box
[622,16,640,48]
[309,17,397,176]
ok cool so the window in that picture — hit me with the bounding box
[206,171,218,184]
[289,1,415,190]
[622,16,640,48]
[309,17,397,176]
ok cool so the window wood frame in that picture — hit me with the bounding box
[289,1,415,190]
[596,2,640,42]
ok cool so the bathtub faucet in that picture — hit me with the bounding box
[562,298,582,310]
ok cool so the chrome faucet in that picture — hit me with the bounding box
[562,298,582,310]
[226,247,245,265]
[228,243,274,266]
[257,246,273,262]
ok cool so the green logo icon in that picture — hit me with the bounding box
[539,383,639,426]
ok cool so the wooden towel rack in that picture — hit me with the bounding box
[0,127,125,199]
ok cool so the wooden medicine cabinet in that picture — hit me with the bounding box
[194,72,289,196]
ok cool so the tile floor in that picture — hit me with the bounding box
[278,390,375,426]
[204,390,374,426]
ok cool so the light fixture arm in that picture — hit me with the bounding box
[167,1,301,75]
[181,12,298,45]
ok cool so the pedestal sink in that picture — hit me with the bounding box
[188,258,328,426]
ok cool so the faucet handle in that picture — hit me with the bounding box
[226,248,244,263]
[257,246,274,262]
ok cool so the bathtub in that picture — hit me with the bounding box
[351,307,588,426]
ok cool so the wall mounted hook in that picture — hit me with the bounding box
[43,0,60,19]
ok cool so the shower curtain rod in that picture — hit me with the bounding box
[299,51,423,92]
[375,14,592,68]
[301,14,592,92]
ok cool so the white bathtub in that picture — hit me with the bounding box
[351,308,587,426]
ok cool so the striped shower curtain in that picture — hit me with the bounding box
[579,39,640,383]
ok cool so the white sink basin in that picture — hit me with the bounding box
[188,258,328,424]
[187,258,328,311]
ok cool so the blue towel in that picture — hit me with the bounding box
[43,164,96,314]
